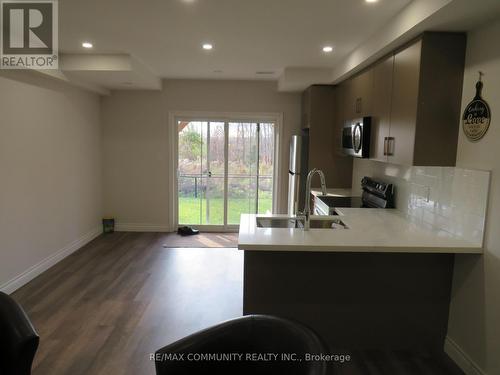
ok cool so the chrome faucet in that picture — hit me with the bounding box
[300,168,327,231]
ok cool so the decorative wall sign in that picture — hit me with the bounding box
[462,72,491,142]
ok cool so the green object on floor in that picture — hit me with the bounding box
[102,218,115,233]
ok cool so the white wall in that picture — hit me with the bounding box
[446,19,500,375]
[0,71,102,293]
[101,79,301,230]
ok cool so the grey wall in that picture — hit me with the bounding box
[0,71,102,291]
[101,79,301,229]
[446,19,500,375]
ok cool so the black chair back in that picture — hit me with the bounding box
[155,315,328,375]
[0,292,39,375]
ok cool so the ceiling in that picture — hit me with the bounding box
[53,0,500,93]
[60,0,411,80]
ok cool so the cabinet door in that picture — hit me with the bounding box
[370,56,393,162]
[308,86,334,184]
[389,40,421,166]
[342,79,356,121]
[334,83,346,152]
[352,69,373,117]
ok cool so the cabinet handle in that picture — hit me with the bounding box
[383,137,388,156]
[387,137,395,156]
[355,98,362,114]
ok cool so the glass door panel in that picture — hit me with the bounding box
[227,122,258,225]
[257,123,275,214]
[206,122,225,225]
[178,121,206,225]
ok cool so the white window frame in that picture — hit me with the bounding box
[168,111,282,232]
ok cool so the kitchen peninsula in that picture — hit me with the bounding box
[238,211,484,354]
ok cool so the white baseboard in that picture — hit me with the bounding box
[115,222,172,232]
[445,336,486,375]
[0,226,101,295]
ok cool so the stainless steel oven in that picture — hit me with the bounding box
[342,117,371,158]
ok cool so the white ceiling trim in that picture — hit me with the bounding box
[330,0,454,83]
[276,0,455,92]
[35,69,110,95]
[278,67,333,92]
[59,54,161,92]
[60,54,132,71]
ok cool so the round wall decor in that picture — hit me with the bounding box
[462,72,491,142]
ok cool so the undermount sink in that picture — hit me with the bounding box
[256,217,348,229]
[256,217,300,228]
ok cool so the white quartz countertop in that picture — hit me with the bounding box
[310,188,360,197]
[238,210,483,254]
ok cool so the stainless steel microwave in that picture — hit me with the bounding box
[342,117,371,158]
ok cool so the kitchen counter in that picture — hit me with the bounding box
[238,210,483,254]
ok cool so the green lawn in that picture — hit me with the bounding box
[179,197,272,225]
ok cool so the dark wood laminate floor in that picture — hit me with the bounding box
[12,232,464,375]
[13,232,244,375]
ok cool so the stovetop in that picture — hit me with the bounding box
[316,177,395,212]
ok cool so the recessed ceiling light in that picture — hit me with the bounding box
[322,46,333,53]
[202,43,213,50]
[365,0,378,3]
[82,42,93,49]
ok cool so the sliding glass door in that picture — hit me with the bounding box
[177,119,275,228]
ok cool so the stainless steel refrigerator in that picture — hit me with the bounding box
[288,135,309,215]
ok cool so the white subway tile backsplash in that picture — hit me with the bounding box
[352,159,490,245]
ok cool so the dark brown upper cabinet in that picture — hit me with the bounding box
[301,85,353,188]
[373,32,466,166]
[339,32,466,166]
[343,69,374,121]
[371,55,394,162]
